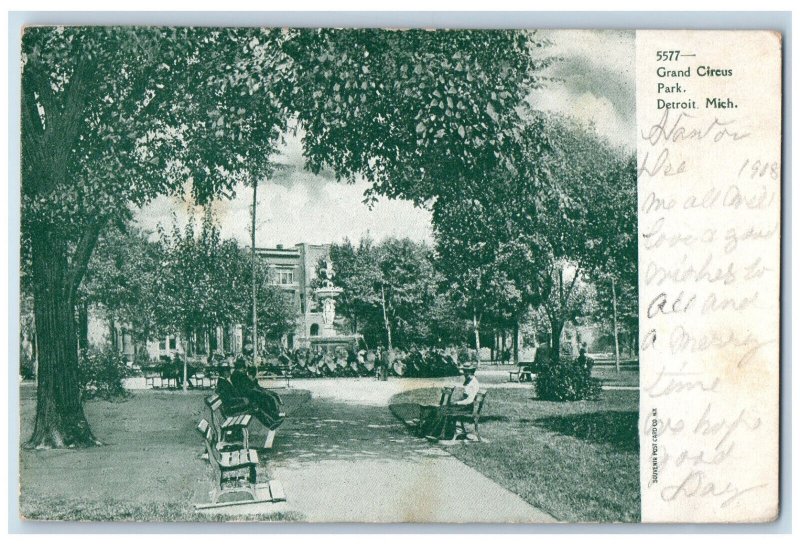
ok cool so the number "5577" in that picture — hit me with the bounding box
[656,50,681,61]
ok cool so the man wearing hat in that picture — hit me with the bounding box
[452,364,480,408]
[214,364,250,414]
[418,364,480,440]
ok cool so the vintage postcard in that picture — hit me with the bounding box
[17,27,781,523]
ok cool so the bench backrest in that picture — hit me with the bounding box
[205,394,223,412]
[438,386,455,406]
[204,395,225,436]
[197,418,221,468]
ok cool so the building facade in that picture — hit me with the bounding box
[255,242,332,349]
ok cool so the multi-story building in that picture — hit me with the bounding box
[255,242,332,348]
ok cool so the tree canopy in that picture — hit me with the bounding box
[284,29,551,205]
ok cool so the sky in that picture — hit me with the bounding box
[135,30,634,248]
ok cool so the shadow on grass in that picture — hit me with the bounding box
[266,399,449,465]
[388,402,420,429]
[533,410,639,453]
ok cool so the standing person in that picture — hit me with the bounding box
[278,348,291,372]
[576,345,593,377]
[173,353,195,389]
[365,349,376,375]
[380,347,393,381]
[374,347,383,380]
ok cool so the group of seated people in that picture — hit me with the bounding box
[214,356,285,431]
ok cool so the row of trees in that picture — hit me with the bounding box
[76,211,298,362]
[431,114,637,364]
[323,237,462,349]
[324,115,637,365]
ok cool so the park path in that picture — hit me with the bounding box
[251,376,557,523]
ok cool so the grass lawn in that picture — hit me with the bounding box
[19,385,310,522]
[390,387,640,522]
[592,366,639,388]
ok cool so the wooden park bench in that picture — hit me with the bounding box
[196,419,260,504]
[205,394,252,450]
[413,387,455,436]
[195,419,287,509]
[159,363,181,389]
[193,367,218,389]
[207,392,282,450]
[508,364,535,383]
[142,365,162,388]
[440,389,489,442]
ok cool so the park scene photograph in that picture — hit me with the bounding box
[18,27,638,523]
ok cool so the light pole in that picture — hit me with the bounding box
[251,177,259,369]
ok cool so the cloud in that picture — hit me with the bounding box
[136,170,433,248]
[531,30,635,150]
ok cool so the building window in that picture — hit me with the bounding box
[272,270,294,285]
[169,336,177,350]
[310,324,320,336]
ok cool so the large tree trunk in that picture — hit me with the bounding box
[513,320,520,366]
[550,319,564,365]
[26,233,98,449]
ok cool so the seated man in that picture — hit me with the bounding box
[230,358,284,431]
[418,365,480,440]
[214,365,250,414]
[451,366,480,409]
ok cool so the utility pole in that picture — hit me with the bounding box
[251,178,259,369]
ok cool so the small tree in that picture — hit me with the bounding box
[255,267,300,346]
[156,210,298,363]
[80,224,163,359]
[535,261,594,361]
[323,237,440,349]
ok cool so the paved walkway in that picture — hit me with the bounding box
[250,376,556,523]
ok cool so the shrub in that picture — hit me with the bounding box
[536,361,602,401]
[78,348,131,400]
